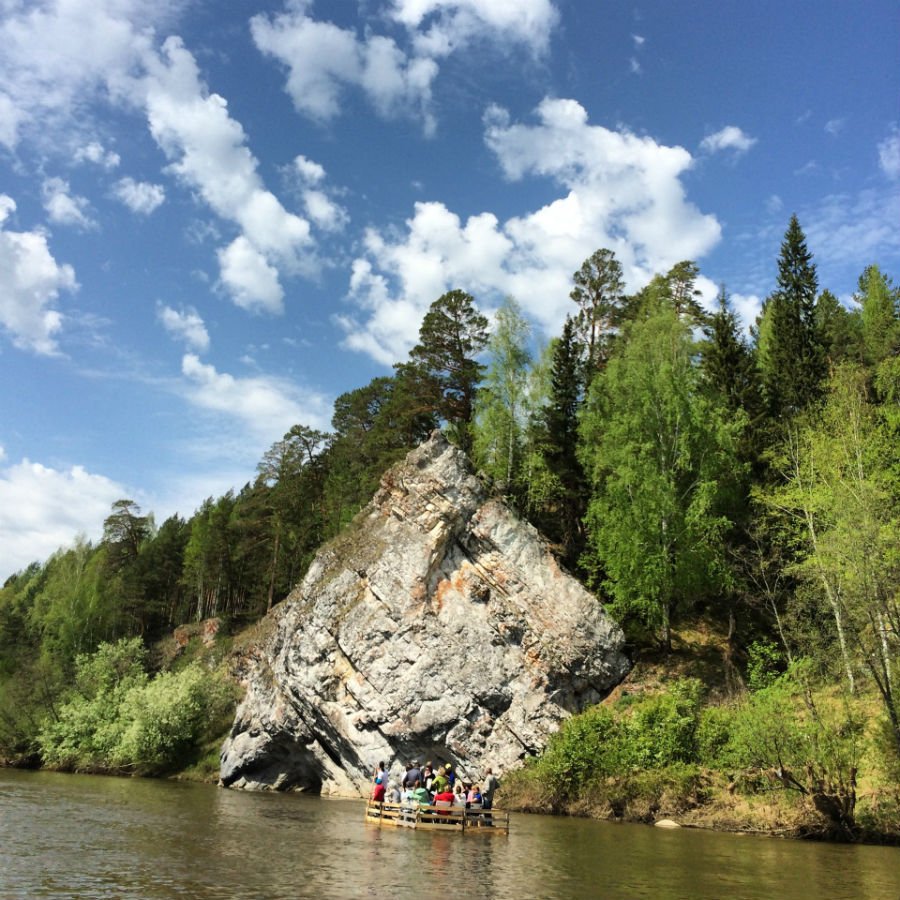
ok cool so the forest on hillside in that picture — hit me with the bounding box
[2,215,899,837]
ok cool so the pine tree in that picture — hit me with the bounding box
[402,289,489,454]
[570,248,625,378]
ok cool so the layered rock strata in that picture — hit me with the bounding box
[220,432,629,794]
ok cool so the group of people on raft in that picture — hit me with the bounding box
[371,759,500,811]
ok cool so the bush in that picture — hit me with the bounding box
[528,679,706,808]
[625,678,702,767]
[746,638,784,692]
[113,663,233,771]
[38,638,235,774]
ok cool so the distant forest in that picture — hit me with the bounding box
[3,213,899,785]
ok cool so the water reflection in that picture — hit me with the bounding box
[1,769,898,899]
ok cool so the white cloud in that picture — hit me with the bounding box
[632,34,645,47]
[766,194,784,214]
[217,236,284,313]
[0,0,185,151]
[292,154,348,232]
[878,129,900,180]
[805,188,900,271]
[0,457,128,579]
[390,0,559,57]
[824,117,845,136]
[629,57,642,75]
[75,140,120,169]
[251,7,439,134]
[113,176,165,214]
[0,194,77,354]
[699,125,757,155]
[294,154,326,184]
[303,190,349,232]
[253,1,558,133]
[41,177,96,229]
[340,98,721,363]
[180,353,332,437]
[731,292,763,331]
[142,36,315,308]
[157,303,209,352]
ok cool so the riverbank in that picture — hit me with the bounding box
[497,622,900,846]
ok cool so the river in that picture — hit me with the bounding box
[1,769,898,899]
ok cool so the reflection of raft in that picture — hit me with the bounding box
[364,800,510,834]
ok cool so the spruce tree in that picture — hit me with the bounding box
[703,287,762,421]
[541,315,587,568]
[758,215,825,418]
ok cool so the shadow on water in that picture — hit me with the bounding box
[2,769,899,899]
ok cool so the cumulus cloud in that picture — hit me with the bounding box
[878,129,900,179]
[0,0,184,151]
[0,457,128,579]
[41,177,96,229]
[731,292,763,331]
[74,140,120,169]
[0,194,77,354]
[340,98,721,363]
[141,36,314,310]
[253,0,558,133]
[390,0,559,56]
[157,303,209,352]
[251,6,439,133]
[699,125,757,155]
[180,353,332,437]
[216,236,284,314]
[113,176,165,214]
[292,154,348,233]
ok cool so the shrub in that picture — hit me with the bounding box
[38,638,235,774]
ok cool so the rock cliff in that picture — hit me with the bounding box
[219,432,629,794]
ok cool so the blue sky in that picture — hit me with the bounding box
[1,0,898,579]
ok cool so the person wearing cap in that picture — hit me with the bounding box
[431,768,448,793]
[444,762,456,788]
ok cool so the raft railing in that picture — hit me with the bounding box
[364,800,509,834]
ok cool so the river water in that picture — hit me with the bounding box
[1,769,898,899]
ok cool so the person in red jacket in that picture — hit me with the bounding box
[372,777,386,803]
[432,787,455,813]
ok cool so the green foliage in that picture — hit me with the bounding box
[472,297,532,492]
[401,289,489,453]
[570,248,625,374]
[37,638,235,774]
[530,679,705,805]
[114,663,234,769]
[757,214,825,419]
[746,638,784,692]
[626,679,703,767]
[581,303,743,644]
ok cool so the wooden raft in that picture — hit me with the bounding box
[364,800,510,834]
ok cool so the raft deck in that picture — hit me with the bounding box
[364,800,509,834]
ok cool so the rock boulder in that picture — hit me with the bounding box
[219,432,629,794]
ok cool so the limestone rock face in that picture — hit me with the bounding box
[219,432,629,794]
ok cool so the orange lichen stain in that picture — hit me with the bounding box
[434,578,452,611]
